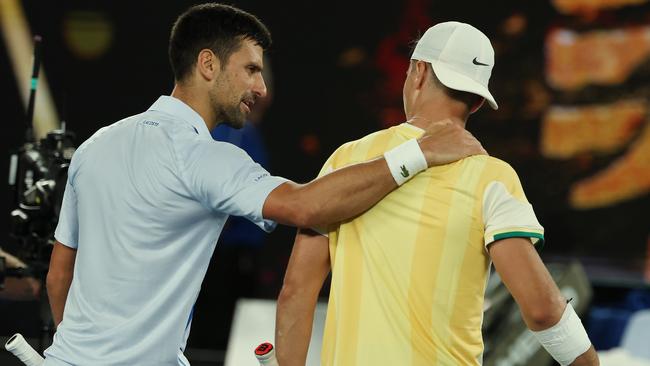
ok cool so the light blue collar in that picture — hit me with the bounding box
[148,95,212,138]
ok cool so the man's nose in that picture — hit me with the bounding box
[253,75,267,98]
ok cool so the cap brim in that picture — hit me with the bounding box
[430,61,498,110]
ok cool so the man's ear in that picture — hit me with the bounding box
[196,49,221,81]
[414,60,430,90]
[470,98,485,114]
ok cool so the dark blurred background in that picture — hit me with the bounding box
[1,0,649,364]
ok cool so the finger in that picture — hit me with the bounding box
[471,143,488,155]
[462,134,487,155]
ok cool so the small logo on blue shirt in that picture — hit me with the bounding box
[143,120,159,126]
[254,173,269,182]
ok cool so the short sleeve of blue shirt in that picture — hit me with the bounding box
[54,180,79,249]
[181,139,287,232]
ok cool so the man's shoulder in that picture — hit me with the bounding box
[455,155,521,183]
[75,113,143,151]
[461,155,526,193]
[467,155,513,170]
[328,128,396,161]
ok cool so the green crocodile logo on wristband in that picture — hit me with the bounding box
[400,165,410,178]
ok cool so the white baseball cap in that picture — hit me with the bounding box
[411,21,498,110]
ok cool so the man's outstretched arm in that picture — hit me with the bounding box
[264,120,485,228]
[275,229,330,366]
[0,248,40,301]
[489,238,599,366]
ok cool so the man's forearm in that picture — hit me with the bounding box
[47,242,77,327]
[0,248,40,301]
[489,238,597,365]
[276,230,330,365]
[281,157,396,228]
[47,273,73,326]
[1,278,40,301]
[276,288,319,366]
[0,247,27,268]
[570,346,599,366]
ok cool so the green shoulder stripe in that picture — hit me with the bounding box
[493,231,545,252]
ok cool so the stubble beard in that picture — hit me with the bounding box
[209,86,246,130]
[221,103,246,129]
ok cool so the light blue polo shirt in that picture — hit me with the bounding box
[44,96,287,366]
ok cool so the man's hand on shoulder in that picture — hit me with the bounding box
[418,118,487,167]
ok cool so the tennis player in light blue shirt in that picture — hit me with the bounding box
[45,95,286,365]
[42,4,485,365]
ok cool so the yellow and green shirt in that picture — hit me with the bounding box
[318,123,543,366]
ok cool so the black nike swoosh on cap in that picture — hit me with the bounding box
[472,57,489,66]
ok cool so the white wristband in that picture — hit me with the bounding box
[532,303,592,366]
[383,139,427,186]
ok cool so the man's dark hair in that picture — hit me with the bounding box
[427,65,483,111]
[169,3,272,82]
[407,58,483,111]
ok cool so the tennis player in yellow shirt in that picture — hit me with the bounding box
[275,22,599,366]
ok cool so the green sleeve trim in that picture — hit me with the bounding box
[493,231,545,252]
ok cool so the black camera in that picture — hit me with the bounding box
[8,128,75,265]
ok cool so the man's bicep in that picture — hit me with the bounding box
[49,241,77,273]
[283,229,331,289]
[265,149,340,225]
[186,141,287,230]
[482,164,545,251]
[488,237,564,325]
[488,237,551,291]
[262,181,302,226]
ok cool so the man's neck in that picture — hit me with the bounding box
[170,84,217,131]
[407,97,469,130]
[408,114,466,130]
